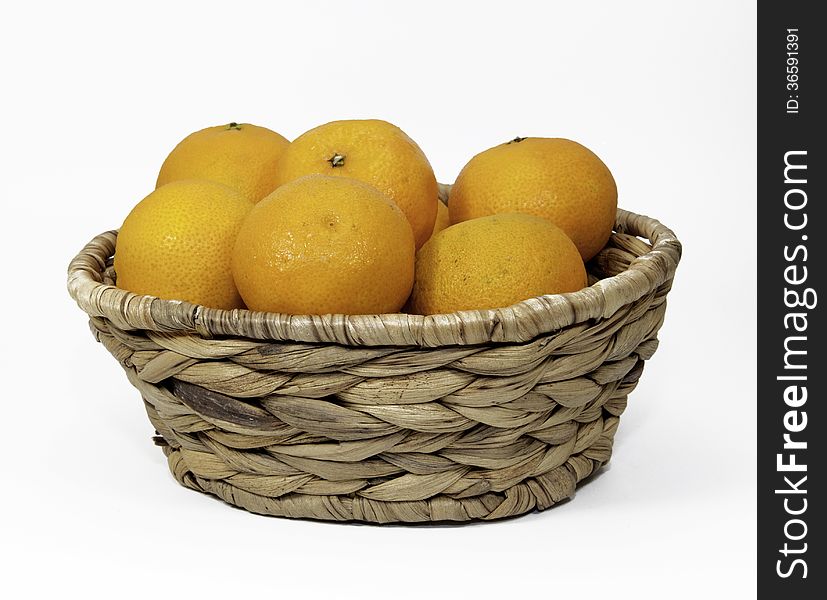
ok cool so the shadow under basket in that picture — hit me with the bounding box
[67,206,681,524]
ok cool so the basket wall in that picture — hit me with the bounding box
[69,209,680,523]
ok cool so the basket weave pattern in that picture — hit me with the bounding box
[68,207,680,523]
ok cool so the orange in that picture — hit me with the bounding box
[114,180,254,309]
[410,213,586,315]
[273,119,438,248]
[449,137,617,261]
[430,200,450,238]
[232,175,415,315]
[156,122,290,203]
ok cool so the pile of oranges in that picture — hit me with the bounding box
[114,119,617,316]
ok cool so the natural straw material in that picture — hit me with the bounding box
[67,190,681,523]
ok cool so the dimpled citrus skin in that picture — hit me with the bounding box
[157,123,290,203]
[273,119,438,249]
[430,200,450,238]
[114,180,254,309]
[232,175,415,315]
[410,213,587,315]
[449,137,617,261]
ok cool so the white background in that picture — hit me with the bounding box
[1,1,756,597]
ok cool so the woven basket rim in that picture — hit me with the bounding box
[67,206,681,347]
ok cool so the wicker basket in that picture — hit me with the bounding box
[67,188,681,524]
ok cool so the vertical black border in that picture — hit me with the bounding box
[757,1,823,597]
